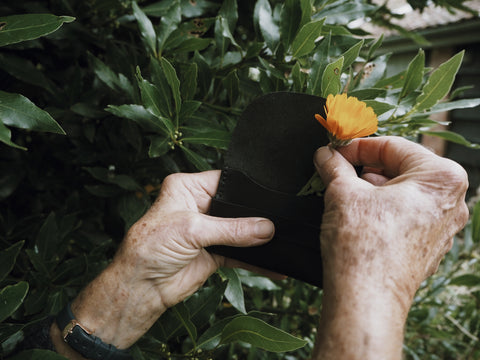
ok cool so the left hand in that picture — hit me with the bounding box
[54,170,275,351]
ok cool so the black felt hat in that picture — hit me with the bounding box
[208,92,330,287]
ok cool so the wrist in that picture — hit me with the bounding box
[313,279,410,360]
[71,259,166,349]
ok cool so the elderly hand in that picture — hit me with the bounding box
[312,136,469,360]
[51,171,274,354]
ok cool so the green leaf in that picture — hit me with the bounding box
[367,34,384,60]
[291,62,306,93]
[136,68,175,133]
[220,316,307,352]
[415,51,464,112]
[307,32,330,95]
[360,53,390,89]
[401,49,425,99]
[222,69,240,106]
[106,104,168,135]
[179,145,212,171]
[9,349,67,360]
[132,2,157,56]
[449,274,480,287]
[0,120,25,150]
[219,0,238,33]
[160,57,181,119]
[363,100,396,116]
[321,56,344,97]
[36,212,59,262]
[411,98,480,117]
[348,88,386,100]
[0,14,74,47]
[193,51,212,96]
[472,200,480,243]
[0,323,24,344]
[218,268,246,314]
[180,63,198,101]
[341,39,364,69]
[117,193,149,230]
[290,19,325,59]
[0,91,64,134]
[420,130,480,149]
[299,0,312,28]
[0,282,29,323]
[179,100,202,122]
[254,0,279,52]
[0,53,55,94]
[238,274,281,291]
[173,37,211,53]
[89,54,134,98]
[83,167,142,191]
[197,316,240,350]
[150,58,174,118]
[280,0,302,49]
[148,136,170,158]
[0,241,24,283]
[172,303,197,346]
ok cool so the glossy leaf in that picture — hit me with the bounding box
[89,54,134,98]
[0,323,24,344]
[197,316,239,350]
[83,167,142,191]
[173,303,197,345]
[341,39,364,69]
[321,56,344,97]
[0,91,64,134]
[180,145,212,171]
[0,241,24,283]
[348,88,387,100]
[291,62,306,93]
[280,0,302,49]
[420,130,480,149]
[0,54,55,94]
[254,0,279,52]
[0,14,74,47]
[150,58,174,118]
[219,268,246,314]
[160,57,181,119]
[220,316,307,352]
[449,274,480,287]
[132,2,157,56]
[360,54,390,89]
[401,49,425,98]
[363,100,396,116]
[307,33,331,95]
[148,136,170,158]
[219,0,238,33]
[35,212,59,262]
[180,63,198,101]
[367,34,384,60]
[411,98,480,117]
[106,104,168,135]
[290,19,325,59]
[415,51,464,111]
[178,101,202,122]
[222,69,240,106]
[0,282,29,323]
[0,120,24,150]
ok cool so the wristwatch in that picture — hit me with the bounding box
[56,302,132,360]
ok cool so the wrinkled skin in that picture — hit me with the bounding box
[312,136,469,359]
[51,171,275,355]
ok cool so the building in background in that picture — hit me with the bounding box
[360,0,480,192]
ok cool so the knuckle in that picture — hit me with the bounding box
[182,212,203,240]
[444,160,469,194]
[161,172,184,191]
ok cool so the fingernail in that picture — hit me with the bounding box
[314,146,334,168]
[255,220,275,239]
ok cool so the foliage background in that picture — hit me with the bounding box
[1,0,480,359]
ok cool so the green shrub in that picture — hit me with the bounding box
[1,0,479,359]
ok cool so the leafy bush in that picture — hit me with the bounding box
[1,0,479,359]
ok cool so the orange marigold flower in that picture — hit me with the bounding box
[315,93,378,147]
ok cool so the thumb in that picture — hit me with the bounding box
[314,146,358,188]
[185,213,275,249]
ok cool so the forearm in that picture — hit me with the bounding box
[311,280,410,360]
[51,259,166,358]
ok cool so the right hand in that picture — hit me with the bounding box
[311,136,469,360]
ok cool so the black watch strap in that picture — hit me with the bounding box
[56,302,132,360]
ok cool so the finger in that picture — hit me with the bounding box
[336,136,436,178]
[157,170,222,213]
[361,172,390,186]
[183,213,275,249]
[314,146,360,188]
